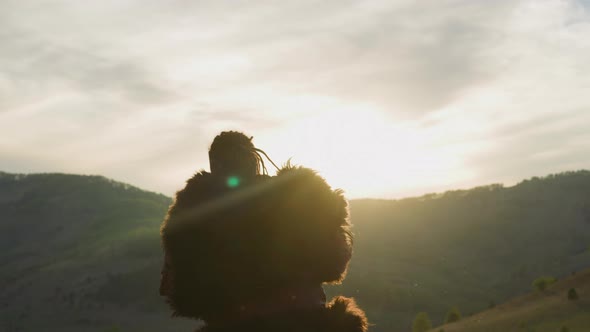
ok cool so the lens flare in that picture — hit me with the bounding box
[227,176,240,188]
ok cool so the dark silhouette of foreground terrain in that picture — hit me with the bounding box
[0,170,589,331]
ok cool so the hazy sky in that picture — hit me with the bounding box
[1,0,589,198]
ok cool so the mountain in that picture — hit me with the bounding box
[0,172,193,332]
[1,170,589,332]
[332,171,590,331]
[427,267,590,332]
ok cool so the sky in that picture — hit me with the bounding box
[1,0,589,199]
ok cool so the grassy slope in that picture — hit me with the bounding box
[428,268,590,332]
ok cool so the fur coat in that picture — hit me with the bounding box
[196,296,368,332]
[160,165,368,332]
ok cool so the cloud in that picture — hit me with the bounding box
[227,0,590,123]
[175,0,517,116]
[0,27,175,113]
[466,108,590,182]
[0,0,589,196]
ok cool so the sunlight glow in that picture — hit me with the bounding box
[257,101,477,199]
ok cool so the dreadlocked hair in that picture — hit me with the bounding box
[208,131,278,177]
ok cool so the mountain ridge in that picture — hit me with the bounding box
[3,168,590,203]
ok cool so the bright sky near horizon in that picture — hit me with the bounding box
[1,0,589,199]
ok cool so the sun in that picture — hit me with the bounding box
[255,106,406,198]
[254,101,473,199]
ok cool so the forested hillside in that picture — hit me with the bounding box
[332,171,590,331]
[1,170,589,332]
[0,172,193,332]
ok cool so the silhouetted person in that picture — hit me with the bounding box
[160,131,367,332]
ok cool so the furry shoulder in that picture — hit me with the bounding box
[162,170,272,235]
[324,296,369,332]
[276,164,337,191]
[173,170,214,209]
[161,170,222,236]
[273,164,348,223]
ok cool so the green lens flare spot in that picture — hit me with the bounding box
[227,176,240,188]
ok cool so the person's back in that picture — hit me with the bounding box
[160,131,368,332]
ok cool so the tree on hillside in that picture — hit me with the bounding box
[567,288,579,300]
[412,312,432,332]
[444,306,462,323]
[532,276,556,291]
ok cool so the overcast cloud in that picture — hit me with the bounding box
[1,0,589,198]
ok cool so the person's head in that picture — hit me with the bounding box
[208,131,259,178]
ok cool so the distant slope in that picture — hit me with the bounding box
[428,268,590,332]
[329,170,590,331]
[0,172,194,332]
[1,170,590,332]
[0,172,169,256]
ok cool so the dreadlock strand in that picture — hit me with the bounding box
[253,152,262,175]
[254,148,280,172]
[252,149,270,175]
[260,156,268,175]
[258,154,266,175]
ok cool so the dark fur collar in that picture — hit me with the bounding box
[196,296,368,332]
